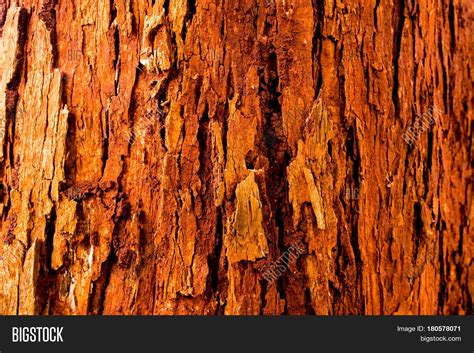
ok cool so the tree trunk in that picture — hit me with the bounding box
[0,0,472,315]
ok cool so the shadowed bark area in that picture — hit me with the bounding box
[0,0,472,315]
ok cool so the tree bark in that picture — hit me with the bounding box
[0,0,472,315]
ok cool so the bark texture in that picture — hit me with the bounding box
[0,0,472,315]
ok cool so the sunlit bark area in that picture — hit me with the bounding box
[0,0,472,315]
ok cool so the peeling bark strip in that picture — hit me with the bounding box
[0,0,472,315]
